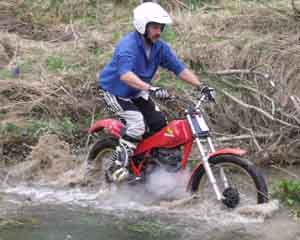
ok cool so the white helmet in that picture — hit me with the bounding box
[133,2,172,35]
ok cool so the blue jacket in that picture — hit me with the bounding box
[99,31,185,98]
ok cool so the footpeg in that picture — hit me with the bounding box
[112,167,129,182]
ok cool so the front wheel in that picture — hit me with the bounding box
[190,154,268,207]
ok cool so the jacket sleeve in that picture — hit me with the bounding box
[116,51,136,76]
[160,43,186,76]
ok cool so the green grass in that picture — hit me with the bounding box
[273,179,300,218]
[0,69,13,79]
[0,123,22,136]
[155,69,187,91]
[16,0,99,26]
[93,48,103,57]
[46,55,65,72]
[0,118,79,141]
[187,0,214,9]
[112,31,122,43]
[161,26,177,44]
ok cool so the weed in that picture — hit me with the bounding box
[161,26,177,43]
[46,55,65,72]
[1,118,79,141]
[18,57,38,75]
[84,112,102,127]
[0,69,13,79]
[0,123,22,136]
[155,68,189,92]
[60,117,78,135]
[187,0,212,9]
[112,31,122,43]
[93,48,103,57]
[273,179,300,218]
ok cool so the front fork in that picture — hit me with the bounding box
[196,138,223,200]
[187,114,227,201]
[195,137,228,200]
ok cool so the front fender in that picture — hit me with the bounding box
[208,148,246,158]
[186,148,247,191]
[88,119,124,138]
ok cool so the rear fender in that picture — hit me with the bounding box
[88,119,125,138]
[186,148,247,191]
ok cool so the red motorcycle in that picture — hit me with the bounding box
[87,89,268,208]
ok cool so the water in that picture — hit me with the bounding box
[1,199,298,240]
[1,160,300,240]
[0,185,297,240]
[0,204,181,240]
[0,201,257,240]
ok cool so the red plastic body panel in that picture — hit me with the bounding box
[131,120,194,176]
[88,119,124,138]
[134,120,193,155]
[88,118,195,177]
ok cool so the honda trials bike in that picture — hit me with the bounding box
[87,88,268,208]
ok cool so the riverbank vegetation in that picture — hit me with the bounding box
[274,179,300,218]
[1,0,300,212]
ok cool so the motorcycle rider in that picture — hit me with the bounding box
[86,2,203,182]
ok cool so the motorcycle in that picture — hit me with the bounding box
[87,88,268,208]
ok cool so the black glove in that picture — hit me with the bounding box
[149,86,170,99]
[197,85,216,101]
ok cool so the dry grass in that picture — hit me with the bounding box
[1,0,300,166]
[170,1,300,164]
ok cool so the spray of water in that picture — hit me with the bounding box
[1,134,279,224]
[145,168,190,201]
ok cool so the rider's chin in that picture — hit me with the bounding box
[151,36,160,43]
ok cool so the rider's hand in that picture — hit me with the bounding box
[149,86,170,99]
[197,85,216,101]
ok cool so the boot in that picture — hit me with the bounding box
[111,138,136,182]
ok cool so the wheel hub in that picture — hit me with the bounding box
[222,187,240,208]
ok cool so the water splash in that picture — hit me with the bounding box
[1,134,279,227]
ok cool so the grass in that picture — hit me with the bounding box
[93,47,103,57]
[1,0,298,169]
[0,118,80,141]
[0,69,13,79]
[46,55,65,72]
[154,69,190,92]
[16,0,97,25]
[273,179,300,218]
[161,26,177,44]
[111,31,122,43]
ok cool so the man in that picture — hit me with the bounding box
[89,2,203,182]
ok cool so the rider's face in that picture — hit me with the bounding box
[146,23,163,43]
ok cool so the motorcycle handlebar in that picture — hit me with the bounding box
[151,87,216,107]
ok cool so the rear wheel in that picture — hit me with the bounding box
[86,137,118,187]
[190,154,268,207]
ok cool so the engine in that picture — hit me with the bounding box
[152,147,182,172]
